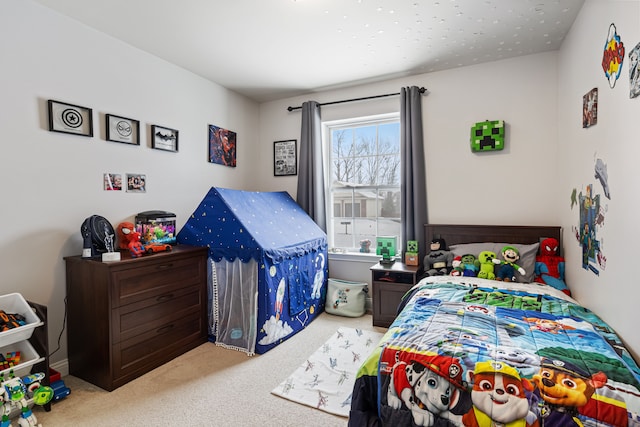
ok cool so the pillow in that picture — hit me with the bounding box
[449,242,539,283]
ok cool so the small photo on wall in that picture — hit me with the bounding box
[126,174,146,193]
[208,124,237,167]
[104,173,122,191]
[582,88,598,128]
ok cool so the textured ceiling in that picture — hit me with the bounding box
[33,0,584,102]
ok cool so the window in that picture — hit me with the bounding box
[324,114,401,254]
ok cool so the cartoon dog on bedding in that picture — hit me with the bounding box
[386,351,467,426]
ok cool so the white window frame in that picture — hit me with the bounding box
[322,112,401,256]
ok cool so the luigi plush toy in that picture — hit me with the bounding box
[493,245,525,281]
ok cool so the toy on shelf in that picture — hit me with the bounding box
[0,371,53,427]
[116,222,136,250]
[127,231,145,258]
[144,243,172,254]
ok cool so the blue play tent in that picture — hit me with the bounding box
[177,187,328,354]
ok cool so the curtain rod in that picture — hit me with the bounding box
[286,86,427,112]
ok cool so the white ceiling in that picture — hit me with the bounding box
[33,0,584,103]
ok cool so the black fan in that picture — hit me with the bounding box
[81,215,116,258]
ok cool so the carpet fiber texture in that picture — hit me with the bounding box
[271,326,383,417]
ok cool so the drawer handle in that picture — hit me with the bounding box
[157,263,174,270]
[156,294,174,302]
[157,324,174,334]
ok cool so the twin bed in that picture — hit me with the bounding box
[350,224,640,427]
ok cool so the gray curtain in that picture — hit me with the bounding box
[400,86,427,260]
[296,101,326,231]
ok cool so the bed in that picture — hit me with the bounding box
[349,224,640,427]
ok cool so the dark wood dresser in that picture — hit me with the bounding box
[64,245,208,391]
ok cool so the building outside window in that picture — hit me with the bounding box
[324,113,401,254]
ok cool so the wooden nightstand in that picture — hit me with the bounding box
[370,261,421,327]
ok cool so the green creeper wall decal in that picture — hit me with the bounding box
[470,120,505,152]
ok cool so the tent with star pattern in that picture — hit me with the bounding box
[177,187,328,355]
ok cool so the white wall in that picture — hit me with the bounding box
[0,0,259,366]
[557,0,640,359]
[258,54,559,226]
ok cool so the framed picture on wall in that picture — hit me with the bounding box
[106,114,140,145]
[273,139,297,176]
[208,124,237,167]
[47,99,93,137]
[150,125,178,152]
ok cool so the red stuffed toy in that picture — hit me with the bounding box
[534,237,570,295]
[117,221,136,250]
[128,231,145,258]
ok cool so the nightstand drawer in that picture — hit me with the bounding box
[113,286,204,343]
[111,255,204,307]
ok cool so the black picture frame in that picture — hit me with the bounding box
[274,139,297,176]
[106,114,140,145]
[47,99,93,137]
[150,125,178,152]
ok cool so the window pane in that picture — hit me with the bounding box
[378,154,400,185]
[327,116,401,252]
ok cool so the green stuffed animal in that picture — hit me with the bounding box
[477,250,497,280]
[460,253,479,277]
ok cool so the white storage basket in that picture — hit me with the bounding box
[325,278,368,318]
[0,293,43,347]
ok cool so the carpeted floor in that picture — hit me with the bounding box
[33,312,386,427]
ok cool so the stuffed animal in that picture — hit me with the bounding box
[128,231,145,258]
[534,237,569,295]
[117,221,136,250]
[423,238,453,276]
[477,251,497,280]
[451,256,463,276]
[460,253,479,277]
[493,246,525,282]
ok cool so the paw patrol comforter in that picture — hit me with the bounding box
[349,276,640,427]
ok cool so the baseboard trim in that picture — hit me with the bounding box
[50,358,69,377]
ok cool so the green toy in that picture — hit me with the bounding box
[477,250,497,280]
[470,120,505,152]
[460,253,479,277]
[493,245,525,281]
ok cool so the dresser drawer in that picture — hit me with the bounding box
[112,286,204,343]
[111,255,205,307]
[112,311,204,386]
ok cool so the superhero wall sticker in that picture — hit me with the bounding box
[602,23,625,89]
[571,158,611,276]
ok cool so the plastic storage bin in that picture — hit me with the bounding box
[0,293,43,347]
[0,340,43,377]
